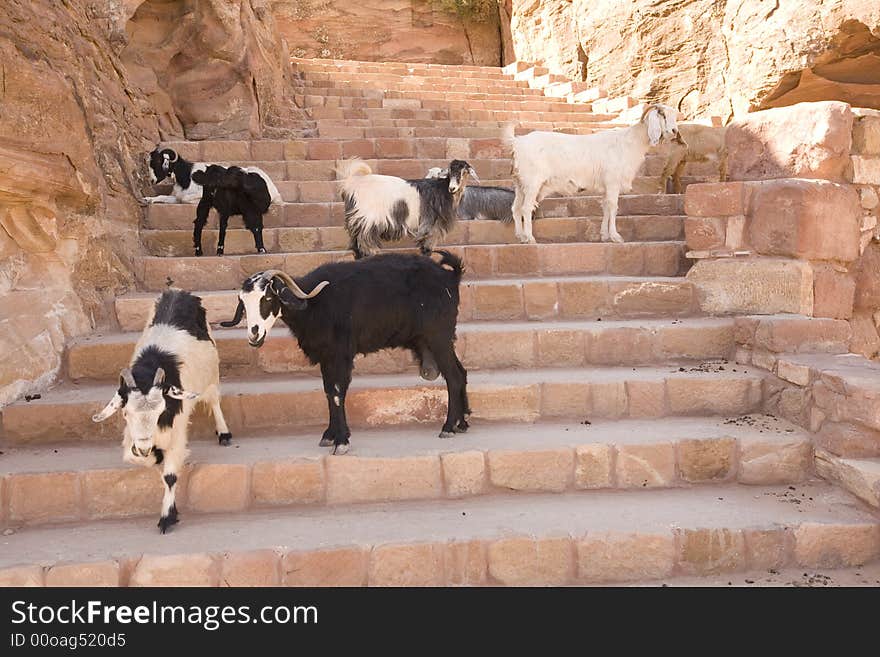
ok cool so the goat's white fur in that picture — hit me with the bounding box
[336,159,422,235]
[507,104,680,244]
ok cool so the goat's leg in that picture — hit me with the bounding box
[193,198,211,257]
[245,211,267,254]
[601,189,623,243]
[157,430,188,534]
[216,214,229,256]
[454,352,470,431]
[204,383,232,445]
[515,185,539,244]
[511,185,528,243]
[672,159,687,195]
[427,339,466,437]
[319,357,354,455]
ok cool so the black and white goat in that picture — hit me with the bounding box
[92,290,231,533]
[425,167,514,223]
[143,146,280,207]
[221,252,469,454]
[337,158,478,259]
[189,164,275,256]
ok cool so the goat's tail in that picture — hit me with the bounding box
[335,157,372,181]
[432,250,465,281]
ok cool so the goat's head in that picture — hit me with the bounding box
[221,270,330,348]
[92,367,198,457]
[425,167,448,179]
[148,148,179,184]
[641,104,682,147]
[446,160,479,194]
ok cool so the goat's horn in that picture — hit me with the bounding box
[263,269,330,300]
[167,149,178,163]
[220,299,245,327]
[120,368,136,388]
[640,104,659,122]
[153,367,165,387]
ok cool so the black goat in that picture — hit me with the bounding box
[190,164,276,256]
[221,251,470,454]
[337,158,478,259]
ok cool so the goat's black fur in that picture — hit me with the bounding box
[152,289,213,342]
[225,251,469,452]
[191,164,272,257]
[149,148,195,190]
[120,346,183,431]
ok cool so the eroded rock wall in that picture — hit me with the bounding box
[272,0,503,66]
[509,1,880,121]
[117,0,308,140]
[0,0,165,406]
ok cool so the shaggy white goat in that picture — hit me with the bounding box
[507,104,681,244]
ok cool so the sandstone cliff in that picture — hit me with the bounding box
[510,0,880,121]
[0,0,161,405]
[116,0,309,140]
[272,0,503,66]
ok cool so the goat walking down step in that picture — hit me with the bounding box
[507,103,681,244]
[337,158,478,258]
[92,290,231,533]
[221,251,470,454]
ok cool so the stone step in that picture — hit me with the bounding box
[142,193,686,229]
[298,92,591,113]
[67,317,730,381]
[316,124,608,139]
[295,70,522,87]
[306,106,616,123]
[141,214,686,256]
[135,241,687,291]
[315,118,623,132]
[294,85,551,100]
[0,416,812,529]
[816,449,880,508]
[2,482,877,586]
[0,364,765,444]
[115,274,697,330]
[292,58,511,77]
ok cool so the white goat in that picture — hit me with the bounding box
[507,104,681,244]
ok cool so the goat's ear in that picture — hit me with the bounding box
[167,386,199,401]
[645,108,663,146]
[275,283,307,310]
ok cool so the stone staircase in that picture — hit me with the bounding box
[0,59,878,587]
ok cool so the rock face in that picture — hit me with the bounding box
[117,0,308,139]
[0,0,161,406]
[509,0,880,120]
[272,0,503,66]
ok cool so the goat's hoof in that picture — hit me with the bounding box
[257,247,267,254]
[439,431,456,439]
[217,432,232,446]
[157,507,179,534]
[216,248,224,256]
[455,419,469,432]
[194,248,203,257]
[319,434,334,447]
[331,443,350,455]
[609,231,624,244]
